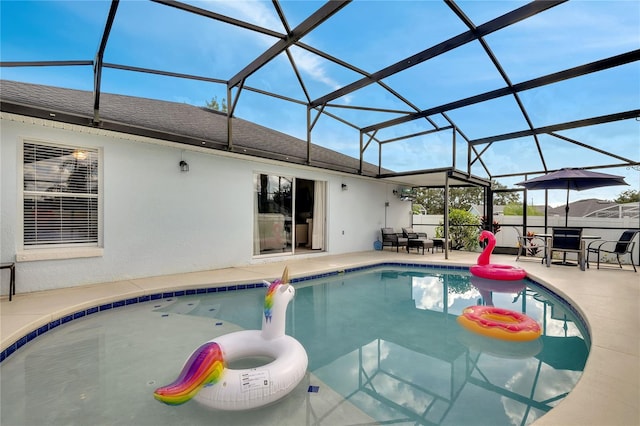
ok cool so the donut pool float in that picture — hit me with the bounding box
[471,230,526,281]
[457,328,542,358]
[457,306,541,342]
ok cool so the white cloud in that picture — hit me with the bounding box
[208,1,343,93]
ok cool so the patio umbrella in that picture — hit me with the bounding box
[516,168,628,226]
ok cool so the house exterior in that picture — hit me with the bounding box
[547,199,618,218]
[0,80,413,295]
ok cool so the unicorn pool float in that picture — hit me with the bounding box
[470,230,527,281]
[154,267,308,410]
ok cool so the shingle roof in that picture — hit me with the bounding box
[0,79,385,176]
[547,198,617,218]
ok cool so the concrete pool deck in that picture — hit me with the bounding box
[1,250,638,425]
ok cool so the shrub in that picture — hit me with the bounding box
[435,209,481,251]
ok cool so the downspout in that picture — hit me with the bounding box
[523,187,528,237]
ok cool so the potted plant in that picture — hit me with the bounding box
[525,231,541,257]
[478,216,501,249]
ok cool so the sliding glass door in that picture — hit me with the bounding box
[253,174,325,256]
[254,174,292,255]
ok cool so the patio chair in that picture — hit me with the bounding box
[586,230,638,272]
[514,227,547,264]
[402,228,434,254]
[547,227,585,271]
[380,228,408,252]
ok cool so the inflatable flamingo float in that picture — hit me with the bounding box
[154,267,308,410]
[470,230,526,281]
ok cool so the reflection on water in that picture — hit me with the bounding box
[0,267,589,426]
[289,268,588,425]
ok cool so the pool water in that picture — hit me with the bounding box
[0,266,589,426]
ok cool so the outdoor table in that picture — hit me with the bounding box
[432,238,445,253]
[536,234,600,269]
[535,234,600,240]
[407,238,433,255]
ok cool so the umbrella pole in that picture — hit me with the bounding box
[565,187,570,227]
[564,187,570,263]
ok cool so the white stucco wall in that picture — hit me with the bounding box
[0,114,412,295]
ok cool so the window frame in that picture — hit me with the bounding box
[17,138,104,262]
[253,172,294,256]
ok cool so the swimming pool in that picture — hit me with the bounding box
[0,265,589,425]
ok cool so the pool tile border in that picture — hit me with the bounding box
[1,282,263,362]
[0,262,589,363]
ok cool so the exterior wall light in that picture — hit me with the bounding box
[179,151,189,172]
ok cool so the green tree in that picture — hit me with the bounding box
[413,180,520,214]
[413,187,481,214]
[614,189,639,203]
[503,203,543,216]
[435,209,481,251]
[206,96,228,112]
[493,188,521,206]
[412,203,426,215]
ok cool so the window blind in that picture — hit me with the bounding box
[23,142,99,247]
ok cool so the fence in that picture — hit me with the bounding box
[412,214,640,265]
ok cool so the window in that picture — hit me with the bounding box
[22,141,101,250]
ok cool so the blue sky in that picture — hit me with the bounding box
[1,0,639,207]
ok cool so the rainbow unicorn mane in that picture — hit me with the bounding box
[263,267,289,323]
[153,342,225,405]
[263,279,281,323]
